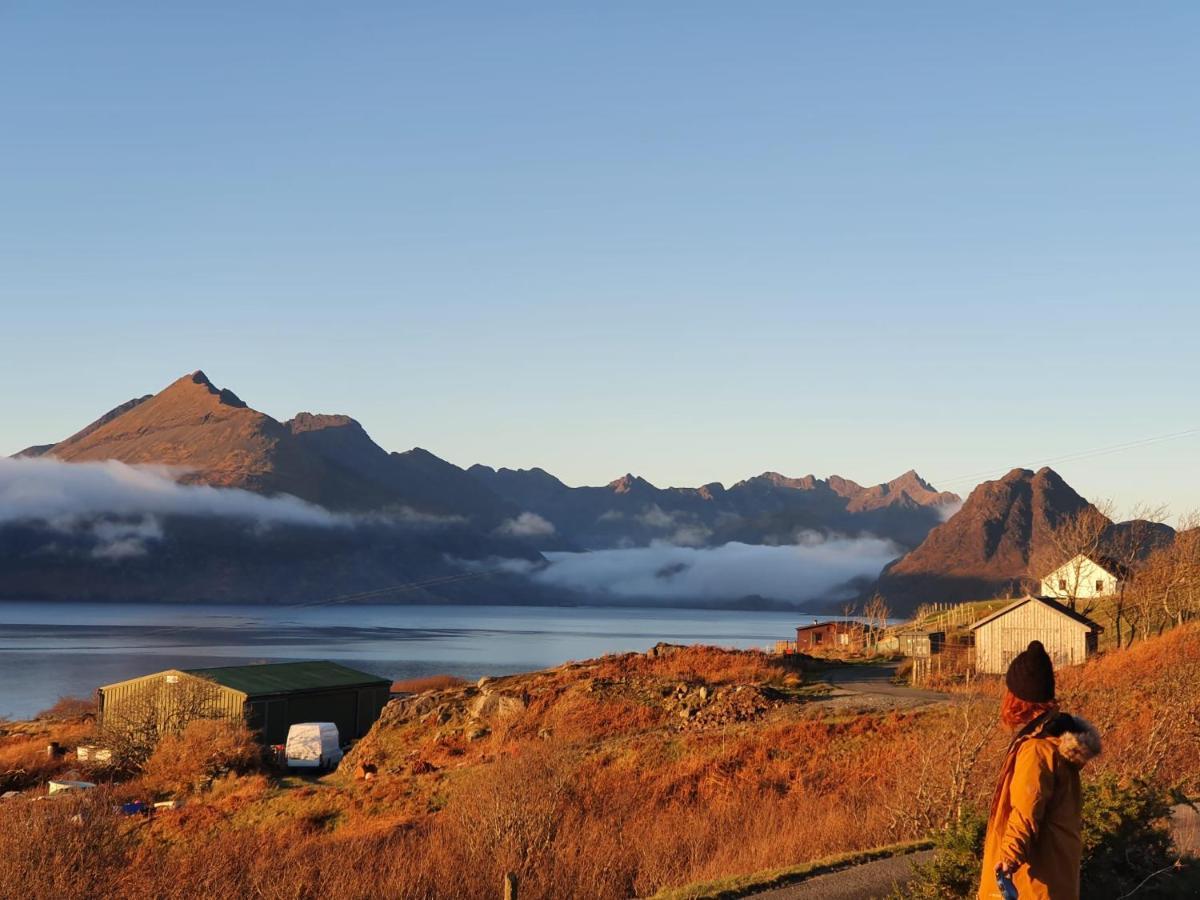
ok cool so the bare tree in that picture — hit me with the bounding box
[862,593,891,653]
[1102,505,1168,645]
[882,698,999,835]
[97,676,226,770]
[1119,510,1200,644]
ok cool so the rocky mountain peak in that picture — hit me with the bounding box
[874,465,1097,609]
[609,473,653,494]
[286,412,363,435]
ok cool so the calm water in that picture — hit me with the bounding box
[0,601,807,719]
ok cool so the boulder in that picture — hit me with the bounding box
[469,690,527,720]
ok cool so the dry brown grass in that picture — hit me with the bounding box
[2,631,1197,899]
[392,674,469,693]
[605,644,798,685]
[141,719,262,795]
[1060,621,1200,791]
[0,718,95,793]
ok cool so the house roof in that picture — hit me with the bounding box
[795,619,866,632]
[969,595,1103,633]
[182,661,390,697]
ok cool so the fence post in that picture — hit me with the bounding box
[504,872,518,900]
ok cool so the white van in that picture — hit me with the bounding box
[284,722,343,770]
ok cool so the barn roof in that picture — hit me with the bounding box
[969,595,1103,633]
[182,661,390,697]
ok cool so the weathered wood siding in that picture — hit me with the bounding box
[974,603,1091,674]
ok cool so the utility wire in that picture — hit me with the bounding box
[933,426,1200,490]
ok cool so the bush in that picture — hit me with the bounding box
[1080,775,1176,898]
[892,810,986,899]
[142,719,261,795]
[36,694,97,720]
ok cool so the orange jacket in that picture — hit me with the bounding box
[978,712,1101,900]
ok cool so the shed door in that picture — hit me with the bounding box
[247,701,266,737]
[265,700,288,745]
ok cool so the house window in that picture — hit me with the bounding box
[1096,580,1105,593]
[839,633,849,646]
[1058,579,1067,590]
[812,632,822,645]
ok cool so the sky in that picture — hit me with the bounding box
[2,3,1197,517]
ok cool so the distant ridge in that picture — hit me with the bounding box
[469,465,960,550]
[874,466,1099,608]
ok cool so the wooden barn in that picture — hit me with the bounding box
[98,661,392,745]
[969,596,1102,674]
[794,620,867,652]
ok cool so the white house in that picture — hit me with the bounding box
[1040,554,1126,602]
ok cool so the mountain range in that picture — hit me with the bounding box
[469,465,960,550]
[4,370,1173,611]
[14,370,960,554]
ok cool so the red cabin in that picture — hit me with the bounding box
[794,620,868,652]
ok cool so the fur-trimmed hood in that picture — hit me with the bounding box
[1042,713,1102,767]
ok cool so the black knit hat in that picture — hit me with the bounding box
[1005,640,1056,703]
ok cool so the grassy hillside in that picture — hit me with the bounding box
[2,628,1197,899]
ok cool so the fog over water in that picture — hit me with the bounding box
[0,601,808,720]
[532,536,899,603]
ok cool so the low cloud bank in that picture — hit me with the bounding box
[531,533,899,603]
[496,512,556,538]
[0,457,339,526]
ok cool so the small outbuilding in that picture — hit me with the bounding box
[969,596,1102,674]
[98,661,392,745]
[794,620,867,652]
[898,629,945,659]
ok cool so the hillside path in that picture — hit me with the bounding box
[747,850,933,900]
[819,664,950,703]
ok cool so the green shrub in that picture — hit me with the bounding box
[892,810,986,899]
[1079,775,1175,899]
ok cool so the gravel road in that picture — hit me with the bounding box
[819,663,950,703]
[748,850,933,900]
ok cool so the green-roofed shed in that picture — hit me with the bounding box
[98,661,392,746]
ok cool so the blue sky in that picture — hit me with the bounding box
[2,4,1197,515]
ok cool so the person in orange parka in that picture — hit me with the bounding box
[978,640,1102,900]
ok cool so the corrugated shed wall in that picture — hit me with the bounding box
[975,603,1089,674]
[99,671,245,732]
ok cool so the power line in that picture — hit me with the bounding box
[934,426,1200,490]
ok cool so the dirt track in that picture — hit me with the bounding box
[819,664,950,702]
[748,850,933,899]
